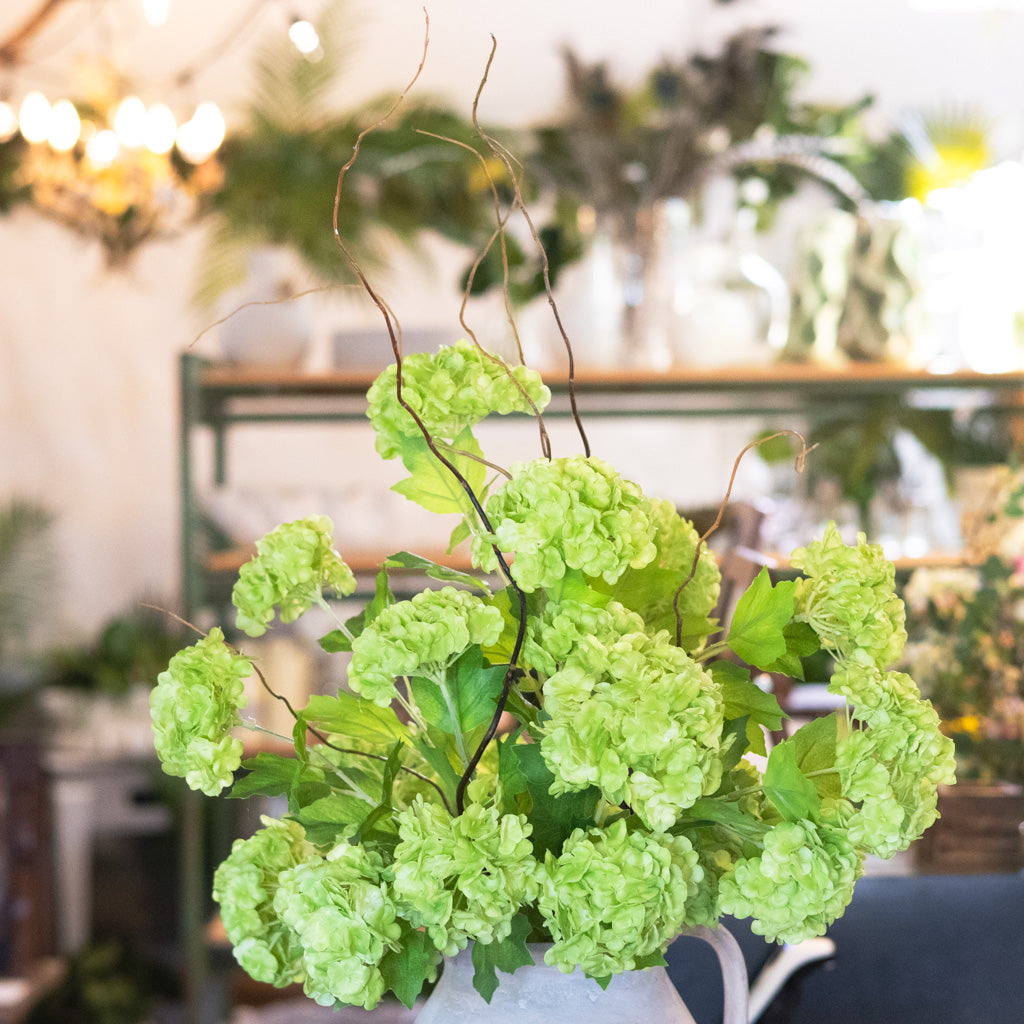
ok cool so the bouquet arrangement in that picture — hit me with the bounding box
[151,337,955,1011]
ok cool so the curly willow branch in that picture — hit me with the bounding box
[472,35,591,458]
[416,127,552,461]
[673,430,816,646]
[331,11,529,816]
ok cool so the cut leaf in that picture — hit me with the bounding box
[391,427,487,516]
[727,568,795,669]
[470,913,535,1002]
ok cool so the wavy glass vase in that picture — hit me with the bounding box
[415,926,747,1024]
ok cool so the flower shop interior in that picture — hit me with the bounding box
[4,0,1024,1022]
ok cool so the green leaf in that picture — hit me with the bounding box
[380,929,439,1008]
[511,742,600,857]
[409,646,507,737]
[303,692,410,746]
[289,791,374,846]
[761,620,821,679]
[391,427,487,516]
[352,741,404,842]
[727,568,796,669]
[228,751,329,812]
[471,913,535,1003]
[383,550,490,594]
[791,712,841,799]
[712,659,785,756]
[763,738,821,821]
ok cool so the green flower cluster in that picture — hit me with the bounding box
[212,817,315,987]
[392,787,540,955]
[275,843,407,1010]
[471,456,659,592]
[538,819,702,977]
[367,341,551,459]
[717,819,861,943]
[600,497,722,644]
[348,587,504,706]
[791,523,906,669]
[831,665,957,857]
[149,627,250,796]
[531,600,724,831]
[233,516,356,637]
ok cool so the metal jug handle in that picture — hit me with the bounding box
[687,925,749,1024]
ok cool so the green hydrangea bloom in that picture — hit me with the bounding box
[534,604,724,830]
[791,523,907,669]
[596,498,722,646]
[391,785,540,956]
[471,456,660,592]
[538,819,702,977]
[232,516,356,637]
[212,817,316,987]
[367,340,551,459]
[717,818,861,943]
[150,627,250,795]
[274,842,408,1010]
[348,587,504,706]
[830,665,957,857]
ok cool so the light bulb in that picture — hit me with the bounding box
[113,95,147,148]
[86,128,119,167]
[144,103,176,153]
[0,101,17,142]
[288,18,321,55]
[48,99,81,151]
[176,100,224,162]
[19,91,51,144]
[142,0,170,26]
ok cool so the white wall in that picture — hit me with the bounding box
[2,0,1023,641]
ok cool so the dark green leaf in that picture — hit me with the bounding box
[511,742,600,856]
[727,568,795,669]
[380,929,439,1008]
[228,751,329,812]
[713,659,785,755]
[409,646,507,737]
[470,913,535,1002]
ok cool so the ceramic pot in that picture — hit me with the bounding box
[414,927,747,1024]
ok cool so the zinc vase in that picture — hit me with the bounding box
[414,926,748,1024]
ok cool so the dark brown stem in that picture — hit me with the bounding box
[331,13,530,815]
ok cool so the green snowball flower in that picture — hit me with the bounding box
[595,498,722,647]
[348,586,504,706]
[150,627,250,795]
[717,818,861,944]
[791,522,907,669]
[391,785,540,956]
[532,603,724,830]
[367,340,551,459]
[232,516,356,637]
[212,817,316,988]
[538,819,703,978]
[830,664,957,857]
[275,842,410,1010]
[471,456,660,592]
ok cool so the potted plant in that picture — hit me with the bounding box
[150,338,956,1016]
[903,478,1024,872]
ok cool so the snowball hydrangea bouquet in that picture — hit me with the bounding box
[150,338,956,1011]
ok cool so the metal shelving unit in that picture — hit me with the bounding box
[179,351,1024,619]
